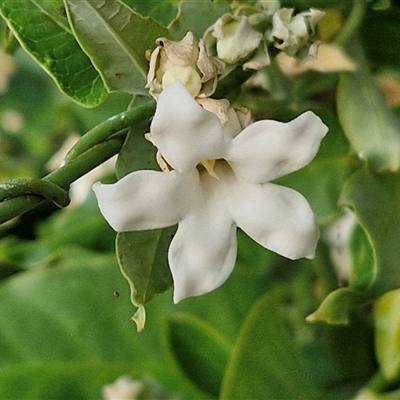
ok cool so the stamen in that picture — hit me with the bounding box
[200,159,219,179]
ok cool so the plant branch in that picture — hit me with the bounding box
[0,178,70,208]
[0,100,156,225]
[65,101,155,162]
[0,135,124,225]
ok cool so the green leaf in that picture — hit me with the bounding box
[337,36,400,172]
[309,166,400,324]
[341,167,400,296]
[221,290,317,400]
[0,241,273,399]
[115,118,158,178]
[169,0,231,39]
[162,313,231,398]
[113,109,174,332]
[307,287,368,325]
[0,248,173,399]
[64,0,171,95]
[349,223,376,290]
[370,0,391,10]
[123,0,178,27]
[0,0,107,107]
[116,229,174,332]
[375,289,400,381]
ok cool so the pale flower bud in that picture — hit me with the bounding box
[146,32,224,98]
[204,13,270,71]
[0,51,16,94]
[212,14,263,64]
[272,8,325,59]
[196,97,252,138]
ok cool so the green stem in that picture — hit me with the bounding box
[0,178,70,208]
[265,57,293,101]
[65,101,155,162]
[0,135,124,225]
[334,0,366,47]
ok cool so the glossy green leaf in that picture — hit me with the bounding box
[169,0,231,39]
[116,229,174,332]
[65,0,170,95]
[375,289,400,381]
[115,119,158,178]
[340,167,400,296]
[123,0,178,27]
[162,313,231,398]
[307,287,368,325]
[349,223,376,290]
[337,37,400,172]
[221,290,317,400]
[0,0,107,106]
[0,248,172,399]
[309,166,400,324]
[0,240,274,399]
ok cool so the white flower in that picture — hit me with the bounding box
[93,82,328,303]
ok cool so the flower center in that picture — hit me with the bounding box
[199,159,219,179]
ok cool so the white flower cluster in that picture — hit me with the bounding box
[204,1,325,70]
[147,1,325,99]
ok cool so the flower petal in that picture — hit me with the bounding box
[168,172,237,303]
[93,170,192,232]
[150,81,227,172]
[217,163,319,259]
[226,111,328,184]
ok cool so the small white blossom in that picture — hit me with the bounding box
[93,82,328,303]
[102,375,144,400]
[0,109,23,133]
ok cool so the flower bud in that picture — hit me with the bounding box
[147,32,224,98]
[271,8,325,59]
[196,97,252,138]
[208,14,263,64]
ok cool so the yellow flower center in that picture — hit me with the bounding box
[199,159,219,179]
